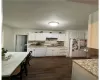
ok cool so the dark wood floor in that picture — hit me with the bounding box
[23,56,72,80]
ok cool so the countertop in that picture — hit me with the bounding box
[28,46,67,48]
[73,59,98,77]
[2,52,29,77]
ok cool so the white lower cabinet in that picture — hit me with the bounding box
[58,48,67,56]
[34,48,47,57]
[46,47,67,56]
[32,48,35,56]
[46,48,53,56]
[27,48,35,56]
[28,47,68,57]
[52,48,59,56]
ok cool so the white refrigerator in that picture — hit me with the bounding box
[69,38,87,58]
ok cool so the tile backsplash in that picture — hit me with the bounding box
[28,38,64,47]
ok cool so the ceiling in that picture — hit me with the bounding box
[3,0,98,30]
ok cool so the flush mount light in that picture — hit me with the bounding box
[48,22,59,27]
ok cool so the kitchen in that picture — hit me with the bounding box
[2,0,98,80]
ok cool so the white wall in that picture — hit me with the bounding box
[2,25,14,51]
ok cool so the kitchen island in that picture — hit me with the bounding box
[71,59,98,80]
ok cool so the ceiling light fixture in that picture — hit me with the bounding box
[48,22,59,27]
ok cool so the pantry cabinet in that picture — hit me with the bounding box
[68,30,85,39]
[85,31,88,39]
[58,34,65,41]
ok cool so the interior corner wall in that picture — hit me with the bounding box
[2,25,14,51]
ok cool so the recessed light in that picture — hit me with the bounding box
[48,22,59,27]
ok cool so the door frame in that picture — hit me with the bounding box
[15,35,28,52]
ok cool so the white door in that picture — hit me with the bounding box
[16,35,27,52]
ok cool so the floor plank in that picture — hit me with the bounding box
[23,57,72,80]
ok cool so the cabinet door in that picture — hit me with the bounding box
[28,33,35,41]
[58,34,65,41]
[51,33,58,38]
[52,48,58,56]
[35,33,46,41]
[34,48,46,57]
[58,48,67,56]
[45,33,52,38]
[31,48,35,56]
[45,33,58,38]
[46,48,53,56]
[27,48,35,56]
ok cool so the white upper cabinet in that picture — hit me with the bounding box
[46,33,58,38]
[35,33,46,41]
[28,32,65,41]
[45,33,52,38]
[58,34,65,41]
[28,32,35,41]
[28,33,46,41]
[51,33,58,38]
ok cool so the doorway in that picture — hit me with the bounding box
[15,35,27,52]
